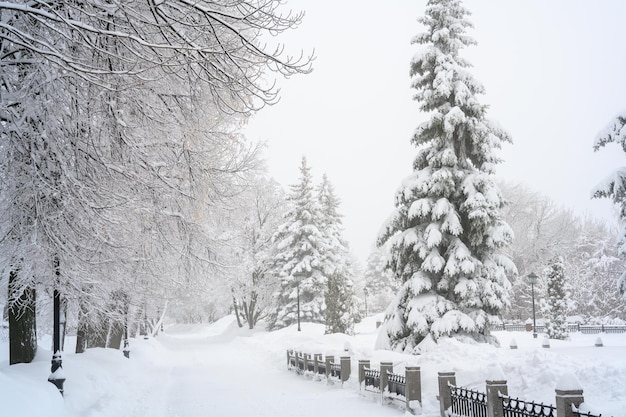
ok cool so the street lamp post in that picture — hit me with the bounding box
[528,272,538,339]
[48,257,65,395]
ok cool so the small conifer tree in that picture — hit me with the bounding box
[318,174,357,335]
[541,256,570,340]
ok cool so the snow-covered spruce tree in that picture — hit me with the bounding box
[318,174,357,335]
[541,256,570,340]
[377,0,515,352]
[592,112,626,301]
[267,158,327,330]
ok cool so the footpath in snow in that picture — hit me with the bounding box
[1,316,625,417]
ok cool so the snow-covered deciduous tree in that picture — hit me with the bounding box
[363,246,400,314]
[569,219,626,320]
[229,176,286,329]
[1,0,311,357]
[267,158,327,330]
[541,256,570,340]
[498,182,580,321]
[593,112,626,301]
[377,0,515,352]
[318,174,357,335]
[0,0,312,111]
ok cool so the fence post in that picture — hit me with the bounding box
[380,361,393,395]
[405,366,421,414]
[294,351,300,372]
[325,355,334,378]
[303,353,310,372]
[358,359,370,389]
[555,388,584,417]
[340,356,351,383]
[286,350,291,368]
[314,353,322,374]
[486,379,508,417]
[438,371,456,417]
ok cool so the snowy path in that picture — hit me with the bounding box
[150,335,404,417]
[67,322,408,417]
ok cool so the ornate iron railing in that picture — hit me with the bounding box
[364,368,381,393]
[449,384,487,417]
[386,371,406,398]
[317,361,326,375]
[573,411,603,417]
[579,325,626,334]
[297,353,305,373]
[492,323,626,334]
[501,395,556,417]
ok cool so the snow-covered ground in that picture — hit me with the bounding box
[1,315,625,417]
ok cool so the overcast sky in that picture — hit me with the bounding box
[244,0,626,266]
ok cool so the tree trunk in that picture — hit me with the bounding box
[106,291,127,349]
[75,294,91,353]
[89,323,108,348]
[8,269,37,365]
[232,296,243,328]
[243,291,259,330]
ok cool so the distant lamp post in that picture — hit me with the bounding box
[528,272,538,339]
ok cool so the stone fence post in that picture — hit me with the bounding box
[313,353,322,375]
[303,353,310,372]
[405,366,421,414]
[380,361,393,395]
[358,359,370,389]
[340,356,351,383]
[555,389,584,417]
[438,371,456,417]
[325,355,334,378]
[486,379,508,417]
[295,351,301,372]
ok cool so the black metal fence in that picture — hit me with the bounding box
[501,396,556,417]
[317,361,326,376]
[330,362,341,380]
[449,384,487,417]
[493,323,626,334]
[297,353,305,373]
[573,410,604,417]
[387,371,406,398]
[364,368,380,393]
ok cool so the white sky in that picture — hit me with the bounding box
[244,0,626,266]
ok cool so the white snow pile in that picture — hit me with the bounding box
[1,314,625,417]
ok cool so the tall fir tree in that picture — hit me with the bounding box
[541,256,570,340]
[318,174,357,334]
[377,0,515,352]
[267,158,327,330]
[592,112,626,301]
